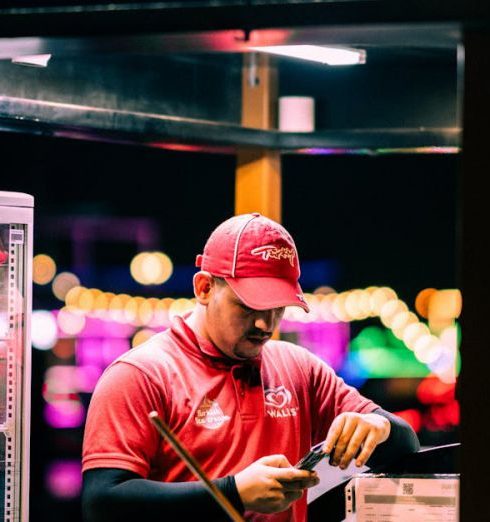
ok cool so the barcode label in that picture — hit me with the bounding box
[402,482,414,495]
[9,230,24,244]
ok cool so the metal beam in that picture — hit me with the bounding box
[0,1,489,38]
[0,96,461,154]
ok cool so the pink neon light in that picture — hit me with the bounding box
[44,400,86,428]
[46,460,82,498]
[281,320,349,371]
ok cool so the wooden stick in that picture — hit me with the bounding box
[148,411,245,522]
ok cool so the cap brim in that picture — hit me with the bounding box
[225,277,310,312]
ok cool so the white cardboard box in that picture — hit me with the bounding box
[345,474,459,521]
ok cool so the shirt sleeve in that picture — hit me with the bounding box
[82,468,244,522]
[305,350,380,443]
[82,361,165,477]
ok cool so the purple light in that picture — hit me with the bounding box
[46,460,82,499]
[75,336,130,375]
[292,148,373,156]
[281,320,350,370]
[80,317,135,338]
[44,400,86,428]
[75,365,102,393]
[102,338,130,366]
[75,338,105,367]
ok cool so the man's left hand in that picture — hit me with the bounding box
[323,412,391,470]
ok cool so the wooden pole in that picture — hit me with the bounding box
[236,53,281,223]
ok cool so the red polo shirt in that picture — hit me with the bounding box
[82,316,378,521]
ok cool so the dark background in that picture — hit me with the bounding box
[1,128,459,521]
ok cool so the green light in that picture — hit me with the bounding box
[350,325,431,378]
[350,325,387,351]
[356,347,431,378]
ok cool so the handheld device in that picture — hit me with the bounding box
[295,441,327,471]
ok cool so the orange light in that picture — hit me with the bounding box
[415,288,437,319]
[33,254,57,285]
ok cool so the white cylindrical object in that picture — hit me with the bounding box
[278,96,315,132]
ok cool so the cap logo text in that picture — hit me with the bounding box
[250,245,296,267]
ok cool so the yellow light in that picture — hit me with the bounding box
[52,272,80,301]
[124,296,146,325]
[33,254,57,285]
[132,328,156,348]
[130,251,173,285]
[168,298,195,321]
[345,290,371,321]
[402,322,431,350]
[151,252,173,284]
[65,286,84,309]
[77,288,101,314]
[138,298,157,325]
[313,286,336,295]
[108,294,131,322]
[428,289,462,333]
[93,292,114,318]
[318,293,339,323]
[332,292,351,322]
[130,252,148,284]
[370,287,397,315]
[380,299,408,328]
[391,311,418,339]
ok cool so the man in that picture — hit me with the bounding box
[82,213,419,522]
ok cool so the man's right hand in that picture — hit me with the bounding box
[234,454,319,514]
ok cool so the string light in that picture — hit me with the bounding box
[59,283,460,382]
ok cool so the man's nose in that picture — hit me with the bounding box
[254,310,276,332]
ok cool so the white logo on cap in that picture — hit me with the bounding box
[251,245,296,267]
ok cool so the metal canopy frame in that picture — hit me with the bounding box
[0,97,460,154]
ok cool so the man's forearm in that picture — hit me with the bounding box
[82,468,244,522]
[367,408,420,468]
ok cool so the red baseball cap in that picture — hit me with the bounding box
[196,213,309,312]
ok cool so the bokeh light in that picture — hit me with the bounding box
[428,289,462,333]
[132,328,157,348]
[380,299,408,328]
[369,287,398,315]
[33,254,57,285]
[44,400,85,428]
[52,271,80,301]
[130,251,174,285]
[415,288,437,318]
[45,460,82,499]
[57,307,86,336]
[32,310,58,350]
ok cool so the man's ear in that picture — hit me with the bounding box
[193,271,214,304]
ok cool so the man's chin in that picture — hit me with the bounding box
[233,339,265,359]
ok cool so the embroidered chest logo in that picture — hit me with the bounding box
[264,385,299,418]
[250,245,296,267]
[194,397,230,430]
